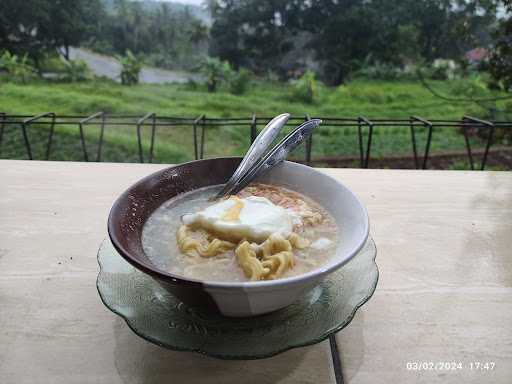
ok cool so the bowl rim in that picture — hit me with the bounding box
[108,157,369,290]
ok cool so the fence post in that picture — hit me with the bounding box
[136,112,156,163]
[193,114,204,160]
[304,114,313,165]
[200,115,206,159]
[21,112,56,160]
[250,113,257,144]
[149,113,156,163]
[78,111,104,162]
[410,116,433,169]
[357,116,374,168]
[0,112,5,154]
[462,115,495,170]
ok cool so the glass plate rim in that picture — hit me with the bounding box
[96,237,379,360]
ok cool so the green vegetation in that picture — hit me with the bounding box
[210,0,497,84]
[0,0,510,169]
[1,77,509,164]
[289,71,317,104]
[0,51,37,83]
[0,0,102,67]
[3,78,505,120]
[62,59,92,82]
[0,0,206,72]
[118,50,142,85]
[90,0,208,70]
[227,68,252,96]
[200,57,232,93]
[489,2,512,91]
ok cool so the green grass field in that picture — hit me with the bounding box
[1,78,510,166]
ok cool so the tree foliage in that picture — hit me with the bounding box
[91,0,209,70]
[489,1,512,91]
[200,57,231,92]
[0,0,102,67]
[0,51,36,83]
[118,50,142,85]
[289,70,317,104]
[63,59,92,82]
[227,68,252,95]
[0,0,209,72]
[209,0,300,71]
[209,0,498,84]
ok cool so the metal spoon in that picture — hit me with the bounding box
[213,113,290,200]
[221,118,322,197]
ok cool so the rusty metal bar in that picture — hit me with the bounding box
[305,114,313,165]
[200,115,206,159]
[148,115,156,163]
[0,113,509,168]
[96,113,106,162]
[136,112,156,163]
[193,114,204,160]
[410,116,433,169]
[78,112,104,162]
[250,113,257,144]
[462,115,495,170]
[0,112,5,153]
[1,115,511,128]
[462,122,475,170]
[357,116,374,168]
[21,112,56,160]
[409,119,419,169]
[5,113,512,125]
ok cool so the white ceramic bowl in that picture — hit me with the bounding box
[108,158,369,317]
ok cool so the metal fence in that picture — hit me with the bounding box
[1,112,511,170]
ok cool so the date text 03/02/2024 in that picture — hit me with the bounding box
[406,361,496,371]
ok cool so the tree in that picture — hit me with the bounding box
[208,0,498,85]
[118,50,142,85]
[209,0,300,72]
[0,0,49,68]
[411,0,497,62]
[489,1,512,91]
[0,0,103,68]
[300,0,498,84]
[301,0,398,84]
[91,0,209,70]
[200,57,231,92]
[45,0,103,60]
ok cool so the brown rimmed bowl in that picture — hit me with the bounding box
[108,157,369,317]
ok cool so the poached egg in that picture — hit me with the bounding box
[182,196,293,243]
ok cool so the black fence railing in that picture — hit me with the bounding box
[1,113,511,170]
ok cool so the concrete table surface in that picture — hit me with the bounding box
[1,160,511,383]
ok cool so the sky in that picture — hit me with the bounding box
[157,0,203,5]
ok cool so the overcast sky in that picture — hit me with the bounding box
[157,0,204,5]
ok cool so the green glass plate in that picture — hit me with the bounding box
[97,236,378,360]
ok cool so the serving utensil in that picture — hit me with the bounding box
[213,113,291,200]
[217,118,322,198]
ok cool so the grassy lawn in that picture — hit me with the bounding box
[0,78,510,165]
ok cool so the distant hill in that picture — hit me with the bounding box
[102,0,211,25]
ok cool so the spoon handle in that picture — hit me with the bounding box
[214,113,290,199]
[226,118,322,196]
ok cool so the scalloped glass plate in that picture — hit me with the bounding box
[97,236,378,360]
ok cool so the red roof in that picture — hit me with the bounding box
[465,48,488,62]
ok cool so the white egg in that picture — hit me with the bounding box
[182,196,292,243]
